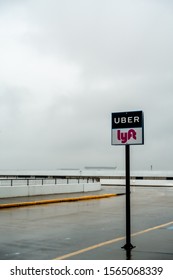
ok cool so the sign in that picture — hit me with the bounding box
[111,110,144,254]
[111,110,144,145]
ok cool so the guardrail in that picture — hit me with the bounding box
[1,172,173,188]
[1,175,173,187]
[0,177,99,187]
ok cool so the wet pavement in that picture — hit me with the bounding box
[0,185,172,260]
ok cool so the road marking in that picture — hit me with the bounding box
[0,193,120,209]
[132,221,173,236]
[54,220,173,260]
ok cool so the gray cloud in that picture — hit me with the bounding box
[0,0,173,171]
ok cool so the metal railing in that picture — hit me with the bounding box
[0,177,100,187]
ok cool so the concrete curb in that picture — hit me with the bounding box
[0,193,125,209]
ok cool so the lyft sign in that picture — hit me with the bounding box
[111,111,144,145]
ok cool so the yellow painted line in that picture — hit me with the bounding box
[54,220,173,260]
[0,193,122,209]
[132,221,173,236]
[54,236,126,260]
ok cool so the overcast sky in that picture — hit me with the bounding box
[0,0,173,171]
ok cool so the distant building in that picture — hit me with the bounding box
[84,166,116,170]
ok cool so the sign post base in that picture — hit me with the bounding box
[121,243,135,250]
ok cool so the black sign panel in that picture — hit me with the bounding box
[112,111,143,129]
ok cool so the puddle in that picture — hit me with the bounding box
[166,226,173,230]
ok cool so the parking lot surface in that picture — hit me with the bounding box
[0,186,172,260]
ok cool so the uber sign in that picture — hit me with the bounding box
[111,110,144,145]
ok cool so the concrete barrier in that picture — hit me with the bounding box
[0,183,101,198]
[101,179,173,187]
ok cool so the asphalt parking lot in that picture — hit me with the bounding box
[0,186,172,260]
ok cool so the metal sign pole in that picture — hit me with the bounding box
[122,144,135,257]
